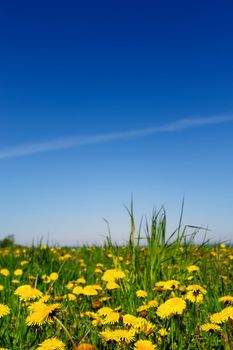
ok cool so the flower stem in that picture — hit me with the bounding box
[55,316,77,349]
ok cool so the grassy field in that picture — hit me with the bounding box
[0,211,232,349]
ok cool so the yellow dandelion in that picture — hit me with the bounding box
[123,314,138,326]
[157,297,186,318]
[106,281,120,290]
[50,272,59,281]
[59,253,71,261]
[14,285,43,301]
[137,304,148,313]
[97,307,113,316]
[136,290,148,298]
[64,293,76,301]
[76,277,86,284]
[0,268,9,276]
[42,275,51,283]
[83,285,98,296]
[155,280,179,291]
[100,329,135,343]
[66,282,74,290]
[102,269,125,282]
[73,286,84,295]
[219,296,233,304]
[0,304,10,318]
[185,290,204,303]
[99,296,110,302]
[100,329,114,342]
[187,265,200,273]
[86,311,98,319]
[186,284,206,295]
[36,337,65,350]
[96,263,104,268]
[134,319,155,336]
[26,302,61,326]
[102,311,120,324]
[94,268,103,273]
[12,279,20,284]
[158,328,168,336]
[210,306,233,324]
[200,323,221,332]
[134,339,156,350]
[90,284,102,291]
[147,299,158,308]
[20,260,28,266]
[14,269,23,276]
[0,285,4,291]
[39,295,51,303]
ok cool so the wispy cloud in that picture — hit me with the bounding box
[0,115,233,160]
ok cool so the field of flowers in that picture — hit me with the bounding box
[0,219,233,349]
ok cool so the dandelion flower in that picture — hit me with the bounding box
[0,269,9,276]
[26,302,61,326]
[14,269,23,276]
[187,265,200,273]
[185,290,204,303]
[83,285,98,296]
[147,300,158,308]
[0,304,10,318]
[200,323,221,332]
[50,272,59,281]
[102,269,125,282]
[136,290,148,298]
[158,328,168,336]
[219,296,233,304]
[14,285,43,301]
[106,281,120,290]
[210,306,233,324]
[134,319,155,336]
[36,337,65,350]
[73,286,84,295]
[64,293,76,301]
[94,268,102,273]
[12,279,20,284]
[76,277,86,284]
[100,329,135,343]
[137,304,148,313]
[97,307,113,316]
[187,284,206,295]
[42,275,51,283]
[66,282,74,290]
[155,280,179,291]
[157,297,186,318]
[102,311,120,324]
[134,339,156,349]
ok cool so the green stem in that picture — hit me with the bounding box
[55,316,77,349]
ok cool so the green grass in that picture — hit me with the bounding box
[0,208,232,349]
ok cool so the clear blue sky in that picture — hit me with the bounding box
[1,0,233,245]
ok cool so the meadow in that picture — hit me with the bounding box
[0,209,232,350]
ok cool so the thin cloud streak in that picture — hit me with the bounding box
[0,115,233,160]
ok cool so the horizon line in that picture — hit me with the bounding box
[1,115,233,160]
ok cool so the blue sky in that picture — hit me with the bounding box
[1,0,233,245]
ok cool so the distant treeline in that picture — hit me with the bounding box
[0,234,18,248]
